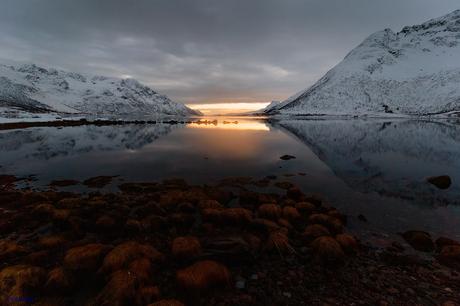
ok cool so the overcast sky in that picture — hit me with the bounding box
[0,0,458,105]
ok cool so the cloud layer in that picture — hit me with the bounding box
[0,0,458,104]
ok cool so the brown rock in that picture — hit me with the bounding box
[435,237,460,250]
[128,257,153,284]
[201,208,222,223]
[311,237,345,266]
[401,231,435,252]
[198,199,223,210]
[437,245,460,269]
[38,235,67,249]
[335,233,358,254]
[137,286,161,305]
[64,243,111,272]
[148,300,184,306]
[277,218,293,229]
[92,269,140,306]
[251,218,280,233]
[308,214,343,234]
[427,175,452,189]
[172,236,202,261]
[125,219,143,234]
[176,260,231,293]
[287,187,303,200]
[282,206,302,224]
[302,224,331,244]
[257,204,282,220]
[96,215,117,230]
[100,241,163,275]
[295,202,316,216]
[83,176,114,188]
[24,250,50,266]
[0,239,26,261]
[265,231,294,254]
[45,267,75,293]
[220,208,253,225]
[32,203,55,217]
[0,265,46,303]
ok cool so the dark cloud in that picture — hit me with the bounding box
[0,0,458,103]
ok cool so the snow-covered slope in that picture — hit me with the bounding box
[270,10,460,116]
[0,63,201,118]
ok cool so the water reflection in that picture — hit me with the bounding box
[0,118,459,239]
[188,118,269,131]
[274,119,460,205]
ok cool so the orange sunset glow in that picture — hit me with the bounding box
[186,102,270,115]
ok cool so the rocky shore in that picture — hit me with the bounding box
[0,176,459,305]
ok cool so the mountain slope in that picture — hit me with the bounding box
[269,10,460,116]
[0,63,201,117]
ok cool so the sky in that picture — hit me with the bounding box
[0,0,459,111]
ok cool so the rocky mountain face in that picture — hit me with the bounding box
[269,10,460,116]
[0,63,201,118]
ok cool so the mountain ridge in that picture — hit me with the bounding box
[268,9,460,116]
[0,63,201,118]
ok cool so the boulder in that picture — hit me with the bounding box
[220,208,253,225]
[282,206,302,224]
[302,224,331,244]
[0,265,46,303]
[265,231,293,254]
[295,202,316,216]
[172,236,202,261]
[64,243,112,272]
[311,237,345,267]
[137,286,161,305]
[91,269,140,306]
[38,235,67,249]
[257,204,282,220]
[45,267,75,293]
[335,234,359,254]
[0,239,26,261]
[100,241,163,275]
[427,175,452,189]
[176,260,231,293]
[437,245,460,269]
[401,231,435,252]
[308,214,343,234]
[435,237,460,251]
[148,300,184,306]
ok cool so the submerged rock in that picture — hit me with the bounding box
[427,175,452,190]
[280,155,296,160]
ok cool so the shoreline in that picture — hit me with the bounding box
[0,176,459,305]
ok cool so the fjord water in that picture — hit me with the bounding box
[1,118,459,240]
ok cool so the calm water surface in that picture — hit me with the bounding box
[1,117,460,241]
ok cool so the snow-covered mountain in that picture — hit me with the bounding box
[0,63,201,118]
[268,10,460,116]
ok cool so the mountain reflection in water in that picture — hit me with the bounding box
[0,117,459,239]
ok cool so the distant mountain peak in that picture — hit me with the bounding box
[0,62,201,118]
[271,9,460,116]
